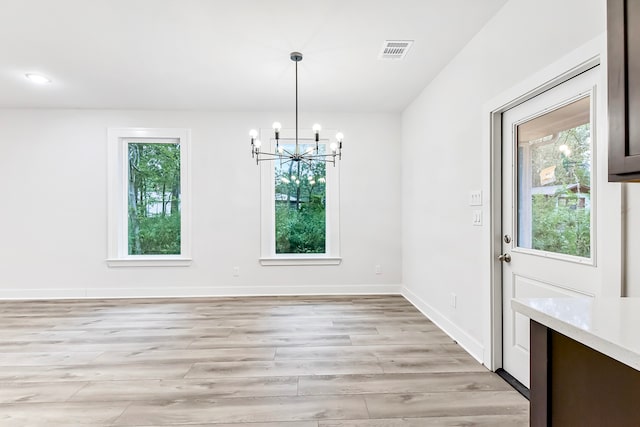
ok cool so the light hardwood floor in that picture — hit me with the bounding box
[0,295,528,426]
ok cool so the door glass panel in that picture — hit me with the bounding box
[516,96,592,258]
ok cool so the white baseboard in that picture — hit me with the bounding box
[0,284,402,300]
[402,286,485,365]
[0,288,88,300]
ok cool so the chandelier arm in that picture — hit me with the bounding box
[277,138,316,142]
[262,151,308,158]
[301,154,336,160]
[256,156,297,165]
[299,157,335,164]
[257,157,283,162]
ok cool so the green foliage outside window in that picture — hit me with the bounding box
[532,193,590,258]
[274,144,326,254]
[528,124,591,258]
[127,143,181,255]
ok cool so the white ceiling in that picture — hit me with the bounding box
[0,0,508,112]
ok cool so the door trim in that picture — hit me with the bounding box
[481,36,604,371]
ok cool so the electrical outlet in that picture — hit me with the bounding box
[232,267,240,277]
[451,293,457,308]
[375,265,382,275]
[469,190,482,206]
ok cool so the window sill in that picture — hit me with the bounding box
[260,257,342,266]
[107,257,192,267]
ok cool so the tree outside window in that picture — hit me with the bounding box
[520,122,592,258]
[127,143,181,255]
[274,143,326,254]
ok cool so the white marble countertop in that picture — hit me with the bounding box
[512,297,640,372]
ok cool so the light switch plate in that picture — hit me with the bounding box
[469,190,482,206]
[472,210,482,226]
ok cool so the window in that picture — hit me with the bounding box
[260,129,341,265]
[516,95,593,259]
[107,128,191,266]
[275,141,327,254]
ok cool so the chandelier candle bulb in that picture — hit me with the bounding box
[312,123,322,142]
[249,130,259,158]
[272,122,282,141]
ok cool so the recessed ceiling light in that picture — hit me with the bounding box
[25,73,51,84]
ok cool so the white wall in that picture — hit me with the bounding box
[626,185,640,296]
[0,110,401,298]
[401,0,608,361]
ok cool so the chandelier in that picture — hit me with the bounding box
[249,52,343,166]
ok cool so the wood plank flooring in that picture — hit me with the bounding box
[0,295,528,426]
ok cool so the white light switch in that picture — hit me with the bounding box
[469,190,482,206]
[472,210,482,226]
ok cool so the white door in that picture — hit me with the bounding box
[501,67,600,387]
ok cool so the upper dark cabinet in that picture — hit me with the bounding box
[608,0,640,181]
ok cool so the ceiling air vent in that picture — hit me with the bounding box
[378,40,414,60]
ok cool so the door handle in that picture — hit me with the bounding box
[498,253,511,263]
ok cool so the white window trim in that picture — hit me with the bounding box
[259,128,341,266]
[107,128,192,267]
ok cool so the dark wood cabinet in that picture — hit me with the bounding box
[530,320,640,426]
[608,0,640,181]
